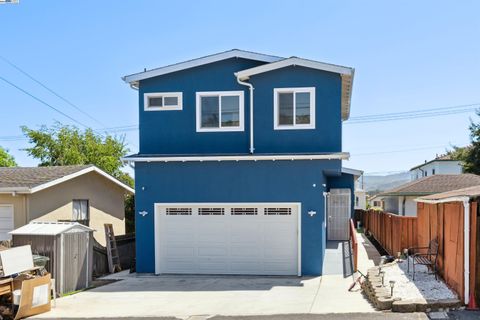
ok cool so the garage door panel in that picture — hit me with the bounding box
[156,203,299,275]
[0,206,13,241]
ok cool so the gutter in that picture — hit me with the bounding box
[235,75,255,154]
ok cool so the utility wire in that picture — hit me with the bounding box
[0,75,92,129]
[346,103,480,124]
[0,55,107,127]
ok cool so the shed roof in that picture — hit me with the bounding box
[10,221,94,236]
[378,174,480,197]
[0,165,134,194]
[416,185,480,203]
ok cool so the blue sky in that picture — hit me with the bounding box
[0,1,478,175]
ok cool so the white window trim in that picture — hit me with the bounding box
[273,87,315,130]
[196,91,245,132]
[144,92,183,111]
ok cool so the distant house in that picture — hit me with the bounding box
[367,196,384,209]
[375,174,480,216]
[0,165,134,245]
[343,167,366,210]
[410,154,462,181]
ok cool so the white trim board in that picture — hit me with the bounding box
[235,57,353,80]
[0,166,135,194]
[273,87,316,130]
[123,152,350,163]
[123,49,283,86]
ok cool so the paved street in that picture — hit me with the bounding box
[34,313,430,320]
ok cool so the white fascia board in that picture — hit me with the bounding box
[235,57,353,80]
[341,167,363,176]
[123,152,350,163]
[0,187,30,194]
[414,196,470,204]
[123,50,283,85]
[29,166,135,194]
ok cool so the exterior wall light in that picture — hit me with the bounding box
[308,211,316,217]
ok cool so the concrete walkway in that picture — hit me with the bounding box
[30,232,380,319]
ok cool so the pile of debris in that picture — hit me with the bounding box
[0,245,52,319]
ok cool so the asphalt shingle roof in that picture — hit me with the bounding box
[417,185,480,202]
[0,165,93,189]
[379,174,480,196]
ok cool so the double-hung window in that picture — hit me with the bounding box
[274,87,315,129]
[144,92,183,111]
[196,91,244,132]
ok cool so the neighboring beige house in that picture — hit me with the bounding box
[373,174,480,216]
[0,165,134,245]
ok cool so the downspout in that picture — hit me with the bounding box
[236,75,255,154]
[462,197,470,305]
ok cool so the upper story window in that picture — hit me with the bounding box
[196,91,244,132]
[144,92,183,111]
[274,87,315,130]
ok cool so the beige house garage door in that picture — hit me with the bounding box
[154,203,300,276]
[0,205,14,241]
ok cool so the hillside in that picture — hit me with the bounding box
[364,171,410,194]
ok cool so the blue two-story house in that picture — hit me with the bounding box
[123,49,356,276]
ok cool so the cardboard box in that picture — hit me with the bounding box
[13,273,51,320]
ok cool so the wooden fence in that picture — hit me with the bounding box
[417,202,478,303]
[93,233,135,277]
[361,209,418,256]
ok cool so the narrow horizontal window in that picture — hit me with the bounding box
[199,208,225,215]
[231,208,258,215]
[274,87,315,130]
[265,208,292,215]
[166,208,192,215]
[196,91,244,132]
[144,92,183,111]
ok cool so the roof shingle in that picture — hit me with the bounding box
[379,174,480,196]
[0,165,93,189]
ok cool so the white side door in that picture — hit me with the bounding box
[0,205,14,241]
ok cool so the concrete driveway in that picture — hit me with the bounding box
[30,272,375,319]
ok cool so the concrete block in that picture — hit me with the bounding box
[376,297,394,310]
[392,300,417,313]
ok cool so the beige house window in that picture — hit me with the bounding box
[73,200,89,225]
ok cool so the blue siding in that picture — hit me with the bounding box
[138,60,343,155]
[249,66,342,153]
[138,58,264,155]
[135,159,341,276]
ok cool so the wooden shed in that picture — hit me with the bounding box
[10,221,94,295]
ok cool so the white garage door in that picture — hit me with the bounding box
[0,205,14,241]
[155,203,300,276]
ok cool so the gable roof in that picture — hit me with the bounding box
[0,165,134,194]
[378,174,480,197]
[235,57,354,120]
[122,49,355,120]
[122,49,283,86]
[410,154,459,171]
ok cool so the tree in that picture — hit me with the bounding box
[21,123,132,186]
[0,146,17,167]
[22,123,136,233]
[449,110,480,175]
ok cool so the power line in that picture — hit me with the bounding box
[0,55,107,127]
[346,103,480,124]
[350,144,451,157]
[0,75,92,128]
